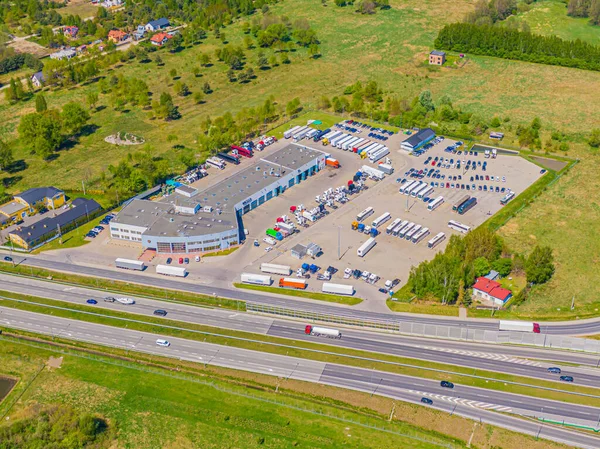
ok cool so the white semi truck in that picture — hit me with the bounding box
[304,325,342,339]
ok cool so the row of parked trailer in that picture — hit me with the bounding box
[245,266,355,295]
[322,131,391,164]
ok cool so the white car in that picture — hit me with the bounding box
[265,246,273,252]
[502,176,506,182]
[496,176,500,182]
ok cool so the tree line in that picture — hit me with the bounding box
[567,0,600,26]
[408,226,555,306]
[0,51,43,75]
[435,22,600,72]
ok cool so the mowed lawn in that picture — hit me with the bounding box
[0,339,457,449]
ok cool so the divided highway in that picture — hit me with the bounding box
[4,255,600,335]
[1,272,599,387]
[1,307,599,449]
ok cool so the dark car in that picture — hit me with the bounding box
[560,375,574,382]
[86,299,98,304]
[166,257,172,264]
[184,257,190,264]
[4,256,12,262]
[440,381,454,389]
[104,297,116,302]
[421,397,433,405]
[153,309,168,317]
[378,287,388,294]
[547,367,562,374]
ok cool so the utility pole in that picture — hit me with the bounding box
[57,223,62,245]
[337,226,341,260]
[571,296,575,310]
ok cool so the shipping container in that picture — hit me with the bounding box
[260,263,292,276]
[357,237,376,257]
[115,258,145,271]
[241,273,272,285]
[279,277,307,289]
[322,283,354,296]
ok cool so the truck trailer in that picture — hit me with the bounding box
[357,237,376,257]
[304,325,342,339]
[115,258,145,271]
[156,264,187,277]
[260,263,291,276]
[369,147,390,163]
[378,163,394,175]
[499,320,540,333]
[279,277,307,289]
[322,283,354,296]
[240,273,272,286]
[284,125,302,139]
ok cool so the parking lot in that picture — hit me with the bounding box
[45,122,543,306]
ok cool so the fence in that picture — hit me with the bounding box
[247,303,600,354]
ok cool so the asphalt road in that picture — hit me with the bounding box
[1,272,599,387]
[1,307,599,449]
[4,255,600,335]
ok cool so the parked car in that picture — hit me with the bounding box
[440,381,454,388]
[184,257,189,264]
[178,257,184,264]
[86,299,97,304]
[166,258,172,264]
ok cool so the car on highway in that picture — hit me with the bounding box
[156,339,171,347]
[440,381,454,389]
[103,297,115,302]
[153,309,168,317]
[420,397,433,405]
[86,299,98,304]
[547,367,562,374]
[4,256,12,262]
[560,375,574,382]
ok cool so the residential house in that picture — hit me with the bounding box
[472,277,512,307]
[429,50,446,65]
[0,201,29,222]
[400,128,436,152]
[14,187,66,213]
[145,18,170,32]
[63,26,79,39]
[9,198,102,250]
[49,48,77,60]
[150,32,173,47]
[133,25,146,40]
[30,71,46,88]
[108,29,129,43]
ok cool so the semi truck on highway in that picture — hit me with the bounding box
[115,258,145,271]
[499,320,541,333]
[304,325,342,339]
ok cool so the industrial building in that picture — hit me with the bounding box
[400,128,436,152]
[110,144,327,254]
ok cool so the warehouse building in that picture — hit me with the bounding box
[400,128,436,152]
[110,144,327,254]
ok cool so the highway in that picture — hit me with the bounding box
[1,272,599,387]
[1,307,599,449]
[4,255,600,335]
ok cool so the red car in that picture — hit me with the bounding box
[178,257,183,264]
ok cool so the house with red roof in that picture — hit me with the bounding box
[150,32,173,46]
[472,277,512,306]
[108,29,129,43]
[63,26,79,39]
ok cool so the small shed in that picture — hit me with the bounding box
[429,50,446,65]
[291,244,307,259]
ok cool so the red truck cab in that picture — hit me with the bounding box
[304,325,312,335]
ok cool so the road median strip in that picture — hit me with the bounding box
[1,291,599,407]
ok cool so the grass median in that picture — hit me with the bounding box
[1,290,598,407]
[0,261,244,311]
[234,282,363,306]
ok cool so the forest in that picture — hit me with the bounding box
[435,22,600,72]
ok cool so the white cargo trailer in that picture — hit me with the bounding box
[291,126,308,140]
[347,137,365,151]
[115,258,145,271]
[378,164,394,175]
[330,133,349,147]
[342,137,360,150]
[322,283,354,296]
[359,142,379,155]
[305,325,342,338]
[361,165,385,180]
[357,237,376,257]
[323,130,342,142]
[369,147,389,163]
[336,135,355,149]
[499,320,540,333]
[260,263,292,276]
[366,143,384,157]
[293,127,311,141]
[241,273,272,286]
[156,264,187,277]
[372,212,391,228]
[284,125,302,139]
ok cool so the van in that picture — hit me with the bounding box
[156,339,170,347]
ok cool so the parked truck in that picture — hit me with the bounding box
[499,320,541,333]
[322,283,354,296]
[156,264,187,277]
[217,152,240,165]
[266,228,283,240]
[325,157,340,168]
[304,325,342,339]
[357,237,376,257]
[241,273,272,286]
[260,263,292,276]
[279,277,307,289]
[115,258,145,271]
